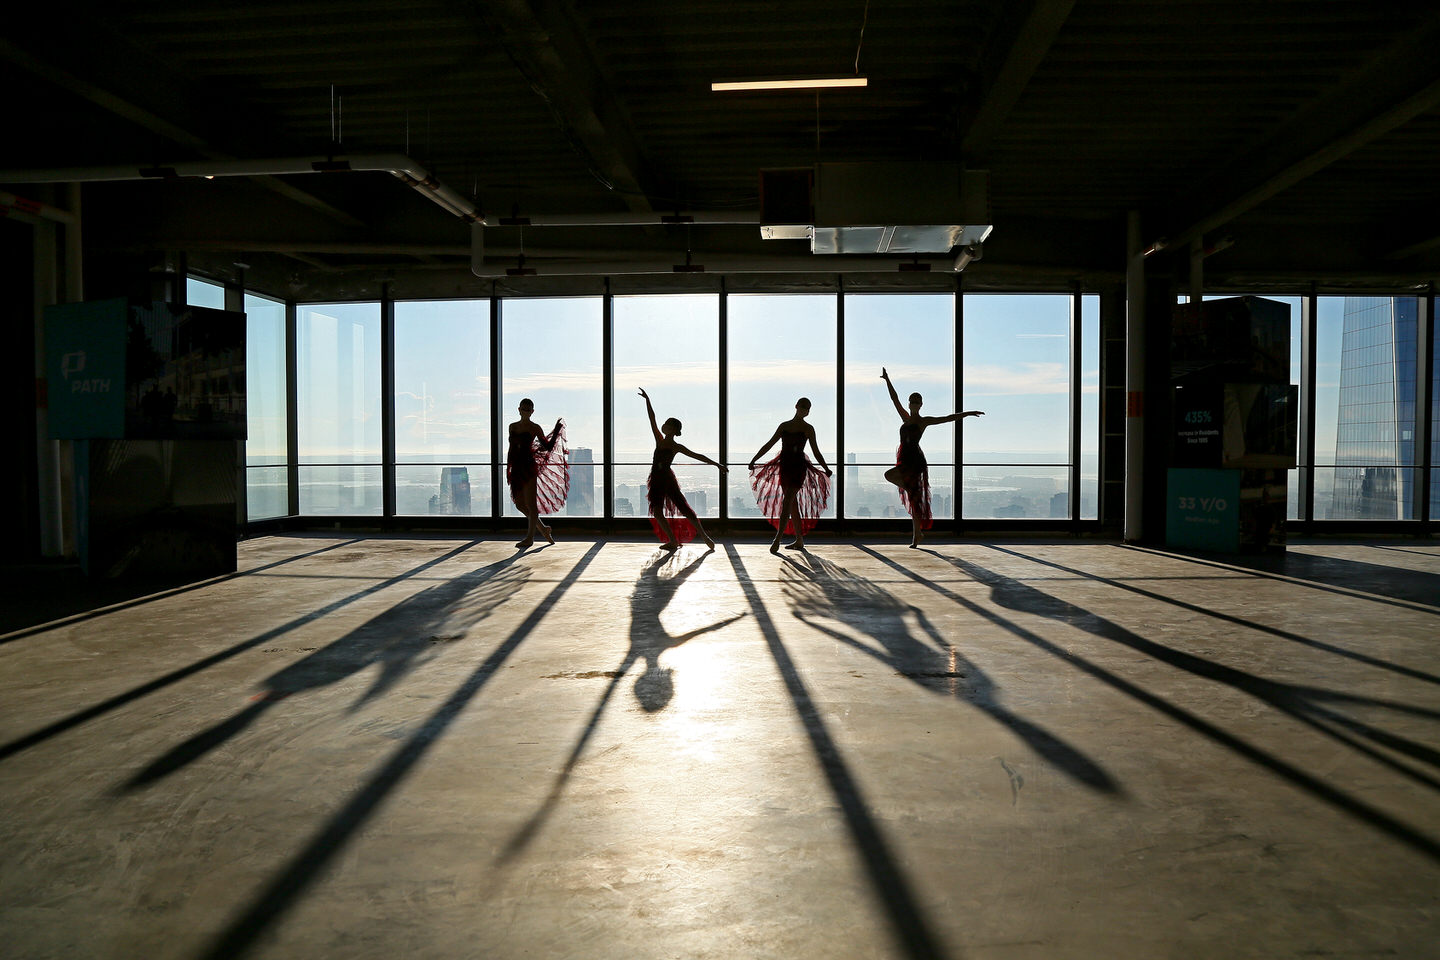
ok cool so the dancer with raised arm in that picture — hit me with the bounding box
[748,397,832,553]
[880,367,984,547]
[638,388,726,551]
[506,398,569,550]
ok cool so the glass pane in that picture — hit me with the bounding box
[846,465,955,520]
[962,295,1070,466]
[727,294,837,520]
[1315,466,1415,521]
[613,295,720,516]
[843,294,954,519]
[395,464,493,517]
[298,465,382,515]
[394,300,491,463]
[501,298,602,517]
[1433,318,1440,520]
[186,276,225,309]
[393,300,491,514]
[297,302,382,466]
[1315,296,1419,520]
[614,464,721,521]
[1080,294,1099,520]
[963,465,1070,520]
[246,465,288,521]
[244,293,287,468]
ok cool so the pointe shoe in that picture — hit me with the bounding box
[661,541,680,552]
[702,535,716,551]
[784,540,805,551]
[769,539,782,554]
[541,525,555,544]
[516,537,534,550]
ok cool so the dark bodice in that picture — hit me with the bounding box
[651,446,677,470]
[899,420,925,447]
[779,429,808,459]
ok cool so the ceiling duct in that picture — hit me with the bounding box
[760,162,992,254]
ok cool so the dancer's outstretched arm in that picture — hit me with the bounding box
[920,410,985,426]
[637,388,663,445]
[880,367,907,420]
[748,427,781,469]
[805,423,833,475]
[675,443,727,472]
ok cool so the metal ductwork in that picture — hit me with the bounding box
[0,154,484,224]
[759,162,993,254]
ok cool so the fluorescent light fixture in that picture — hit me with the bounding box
[712,76,868,92]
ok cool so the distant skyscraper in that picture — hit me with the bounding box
[568,448,595,515]
[1331,298,1417,520]
[846,452,860,491]
[690,490,707,516]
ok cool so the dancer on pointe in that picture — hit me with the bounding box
[880,367,984,547]
[748,397,832,553]
[506,398,569,550]
[638,388,726,551]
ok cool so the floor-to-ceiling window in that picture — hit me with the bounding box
[726,294,837,520]
[185,276,225,310]
[962,294,1075,520]
[500,297,603,517]
[244,292,288,520]
[297,302,382,515]
[843,294,954,520]
[612,294,720,521]
[393,299,492,517]
[1315,296,1419,520]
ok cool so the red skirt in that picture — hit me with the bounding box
[895,443,932,529]
[647,466,696,544]
[751,455,830,535]
[507,428,569,515]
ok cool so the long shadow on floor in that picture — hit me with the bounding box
[856,545,1440,865]
[195,543,602,960]
[122,551,532,790]
[0,538,364,642]
[780,553,1118,794]
[499,547,743,862]
[1122,543,1440,614]
[727,545,951,960]
[975,545,1440,792]
[0,540,485,765]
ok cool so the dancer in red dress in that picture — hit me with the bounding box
[638,388,726,551]
[506,398,568,550]
[748,397,832,553]
[880,367,983,547]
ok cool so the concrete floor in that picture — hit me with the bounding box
[1,535,1437,959]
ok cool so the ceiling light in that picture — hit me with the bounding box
[711,76,867,92]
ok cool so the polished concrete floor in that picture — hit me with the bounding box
[1,535,1437,959]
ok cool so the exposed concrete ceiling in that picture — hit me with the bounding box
[4,0,1440,298]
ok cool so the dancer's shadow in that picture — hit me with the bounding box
[499,549,744,861]
[935,547,1440,793]
[781,553,1119,794]
[121,553,530,790]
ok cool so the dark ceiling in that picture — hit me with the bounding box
[4,0,1440,299]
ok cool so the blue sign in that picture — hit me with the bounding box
[1166,468,1241,552]
[45,299,129,438]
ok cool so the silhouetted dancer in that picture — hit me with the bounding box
[880,367,983,548]
[506,398,568,549]
[638,388,726,551]
[748,397,832,553]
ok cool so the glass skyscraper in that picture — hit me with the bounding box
[1330,297,1417,519]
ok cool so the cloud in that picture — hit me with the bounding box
[963,362,1069,396]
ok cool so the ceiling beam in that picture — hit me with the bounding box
[470,0,656,215]
[961,0,1077,165]
[0,31,366,229]
[1158,13,1440,250]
